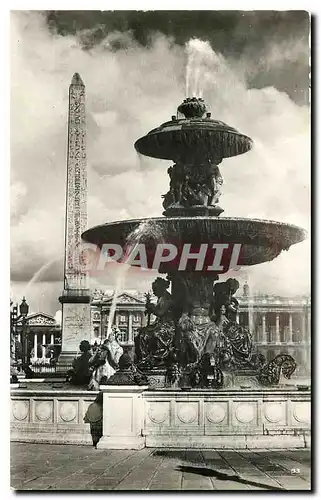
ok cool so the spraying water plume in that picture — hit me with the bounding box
[185,39,225,97]
[105,219,164,337]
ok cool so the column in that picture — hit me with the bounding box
[34,333,38,360]
[301,314,306,343]
[42,333,46,359]
[50,333,54,345]
[289,313,293,343]
[275,313,280,344]
[128,313,133,344]
[307,310,311,338]
[301,312,308,375]
[307,310,311,374]
[236,312,240,324]
[262,313,267,344]
[100,311,104,341]
[115,312,119,328]
[248,304,254,332]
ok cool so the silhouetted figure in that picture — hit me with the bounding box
[84,391,103,448]
[67,340,92,386]
[107,354,149,385]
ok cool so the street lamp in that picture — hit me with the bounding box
[19,297,30,375]
[10,301,19,383]
[19,297,29,317]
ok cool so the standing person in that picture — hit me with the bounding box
[84,391,103,448]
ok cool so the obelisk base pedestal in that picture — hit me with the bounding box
[56,290,91,372]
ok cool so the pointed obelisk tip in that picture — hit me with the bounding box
[71,72,84,86]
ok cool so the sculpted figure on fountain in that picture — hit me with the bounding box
[162,160,223,211]
[134,278,176,370]
[135,274,296,387]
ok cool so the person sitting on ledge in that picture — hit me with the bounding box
[67,340,92,386]
[88,328,123,390]
[107,354,149,386]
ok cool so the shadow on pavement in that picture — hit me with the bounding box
[175,465,285,491]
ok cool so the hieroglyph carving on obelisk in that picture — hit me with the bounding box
[64,72,88,290]
[58,73,91,363]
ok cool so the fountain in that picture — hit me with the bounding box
[82,95,306,390]
[11,91,310,450]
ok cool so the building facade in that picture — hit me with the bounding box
[16,313,62,363]
[90,290,146,347]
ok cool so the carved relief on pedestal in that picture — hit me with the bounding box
[145,374,166,389]
[12,401,29,421]
[206,403,227,424]
[148,403,170,424]
[59,402,77,422]
[176,403,198,424]
[264,402,286,424]
[293,402,310,424]
[35,401,53,422]
[62,303,91,352]
[234,402,256,424]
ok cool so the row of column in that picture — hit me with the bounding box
[236,312,307,345]
[106,312,137,344]
[32,332,55,360]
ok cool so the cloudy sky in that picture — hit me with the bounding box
[10,10,310,315]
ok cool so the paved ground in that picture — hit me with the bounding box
[11,442,311,491]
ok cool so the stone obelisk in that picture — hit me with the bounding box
[58,73,91,368]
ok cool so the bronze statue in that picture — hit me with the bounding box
[205,162,223,206]
[211,278,240,322]
[163,159,223,210]
[134,278,176,370]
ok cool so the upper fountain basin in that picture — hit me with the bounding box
[134,116,253,162]
[82,216,306,272]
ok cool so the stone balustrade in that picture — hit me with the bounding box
[11,385,310,449]
[143,388,311,449]
[10,387,99,445]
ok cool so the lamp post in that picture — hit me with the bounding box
[19,297,30,376]
[10,301,19,382]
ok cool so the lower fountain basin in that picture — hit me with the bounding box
[82,216,306,272]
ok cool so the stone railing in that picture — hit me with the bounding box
[11,386,310,450]
[143,388,311,449]
[10,387,98,445]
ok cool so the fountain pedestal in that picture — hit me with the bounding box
[97,385,148,450]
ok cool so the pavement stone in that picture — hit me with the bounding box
[11,442,312,491]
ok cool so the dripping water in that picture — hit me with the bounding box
[105,219,164,338]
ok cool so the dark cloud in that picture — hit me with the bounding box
[46,10,310,104]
